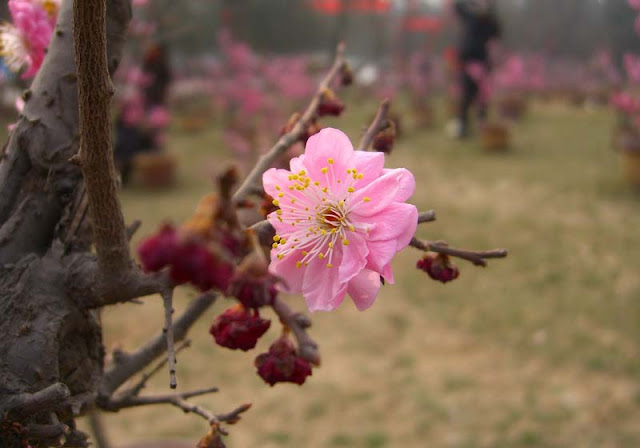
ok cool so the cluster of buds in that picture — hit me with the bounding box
[372,119,397,154]
[138,170,313,386]
[416,252,460,283]
[209,304,270,351]
[137,194,238,293]
[255,334,313,386]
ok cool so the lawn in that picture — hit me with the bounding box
[6,95,639,447]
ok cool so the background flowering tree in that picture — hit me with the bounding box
[0,1,507,447]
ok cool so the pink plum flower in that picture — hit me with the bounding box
[262,128,418,312]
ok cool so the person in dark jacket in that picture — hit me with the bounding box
[114,43,172,185]
[452,0,501,138]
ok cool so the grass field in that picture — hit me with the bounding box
[7,95,639,447]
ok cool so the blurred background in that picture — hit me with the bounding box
[2,0,640,447]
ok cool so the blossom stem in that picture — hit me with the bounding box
[410,237,508,267]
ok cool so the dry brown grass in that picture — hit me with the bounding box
[60,98,640,447]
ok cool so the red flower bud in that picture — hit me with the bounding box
[137,224,178,272]
[372,121,397,154]
[229,251,277,308]
[255,335,312,386]
[259,194,279,219]
[210,305,271,351]
[317,89,345,117]
[340,64,354,86]
[417,252,460,283]
[170,242,235,292]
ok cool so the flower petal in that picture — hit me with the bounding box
[380,263,395,284]
[302,128,354,189]
[362,202,418,247]
[349,168,415,217]
[347,269,382,311]
[263,167,293,199]
[338,231,368,284]
[269,252,305,294]
[352,150,385,188]
[302,253,347,312]
[365,239,398,274]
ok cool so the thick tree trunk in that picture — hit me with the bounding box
[0,0,131,446]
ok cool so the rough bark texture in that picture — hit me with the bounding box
[0,0,131,445]
[74,0,131,279]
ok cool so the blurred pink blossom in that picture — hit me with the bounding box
[0,0,55,78]
[147,106,171,129]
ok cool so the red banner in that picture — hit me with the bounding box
[310,0,391,15]
[402,16,442,33]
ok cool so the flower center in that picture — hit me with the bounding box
[270,159,370,269]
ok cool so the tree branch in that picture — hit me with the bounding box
[0,383,70,416]
[73,0,131,279]
[104,387,219,411]
[103,389,250,429]
[410,238,508,267]
[231,43,347,205]
[418,210,436,224]
[98,294,217,398]
[120,340,192,399]
[271,297,320,366]
[356,99,391,151]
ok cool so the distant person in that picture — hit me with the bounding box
[114,43,172,185]
[450,0,501,138]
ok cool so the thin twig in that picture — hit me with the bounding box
[418,210,436,224]
[161,288,177,389]
[232,43,347,205]
[216,403,252,425]
[122,340,192,399]
[103,389,250,430]
[410,237,508,267]
[271,297,320,366]
[99,293,217,398]
[106,387,219,410]
[126,219,142,241]
[357,98,391,151]
[87,410,111,448]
